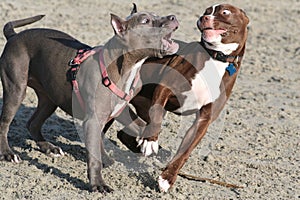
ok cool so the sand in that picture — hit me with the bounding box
[0,0,299,199]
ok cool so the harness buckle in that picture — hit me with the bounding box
[102,77,112,87]
[67,60,79,81]
[67,67,78,81]
[121,93,129,101]
[68,59,80,67]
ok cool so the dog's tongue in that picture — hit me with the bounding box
[203,29,226,38]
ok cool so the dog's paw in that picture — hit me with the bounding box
[0,153,22,163]
[49,147,65,157]
[11,154,22,163]
[138,139,159,156]
[158,175,171,192]
[91,184,114,194]
[37,141,65,157]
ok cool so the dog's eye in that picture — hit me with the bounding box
[222,9,231,15]
[141,18,150,24]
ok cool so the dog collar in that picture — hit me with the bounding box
[200,40,237,63]
[200,40,238,76]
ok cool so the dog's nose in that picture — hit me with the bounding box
[159,15,178,29]
[202,15,210,21]
[167,15,176,21]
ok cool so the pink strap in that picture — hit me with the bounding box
[73,49,97,64]
[72,79,86,111]
[70,48,140,113]
[98,49,138,101]
[70,49,97,111]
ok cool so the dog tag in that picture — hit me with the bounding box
[226,63,236,76]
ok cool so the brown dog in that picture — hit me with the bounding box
[0,7,179,192]
[116,4,249,192]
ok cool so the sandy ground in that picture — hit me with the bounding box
[0,0,299,199]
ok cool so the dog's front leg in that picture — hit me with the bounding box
[138,85,172,156]
[84,114,113,193]
[158,104,213,192]
[115,105,147,153]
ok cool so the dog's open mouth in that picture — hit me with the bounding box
[201,27,227,39]
[161,31,179,55]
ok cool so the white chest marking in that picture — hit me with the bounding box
[124,57,147,94]
[111,57,147,117]
[111,102,127,117]
[175,58,228,113]
[205,42,239,55]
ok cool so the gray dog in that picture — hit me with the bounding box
[0,6,179,192]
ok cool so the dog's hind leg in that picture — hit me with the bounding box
[26,83,64,157]
[0,58,28,163]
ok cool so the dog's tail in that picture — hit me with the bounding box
[3,15,45,40]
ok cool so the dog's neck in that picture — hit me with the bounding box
[99,36,149,91]
[200,38,246,66]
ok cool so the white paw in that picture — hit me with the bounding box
[49,148,65,157]
[158,176,170,192]
[137,139,159,156]
[11,154,22,163]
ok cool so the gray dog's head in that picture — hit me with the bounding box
[110,4,179,58]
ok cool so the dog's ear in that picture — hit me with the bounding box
[130,3,138,15]
[240,9,249,25]
[111,14,128,37]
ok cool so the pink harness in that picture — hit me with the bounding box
[68,47,139,112]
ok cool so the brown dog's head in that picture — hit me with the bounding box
[197,4,249,56]
[110,4,179,58]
